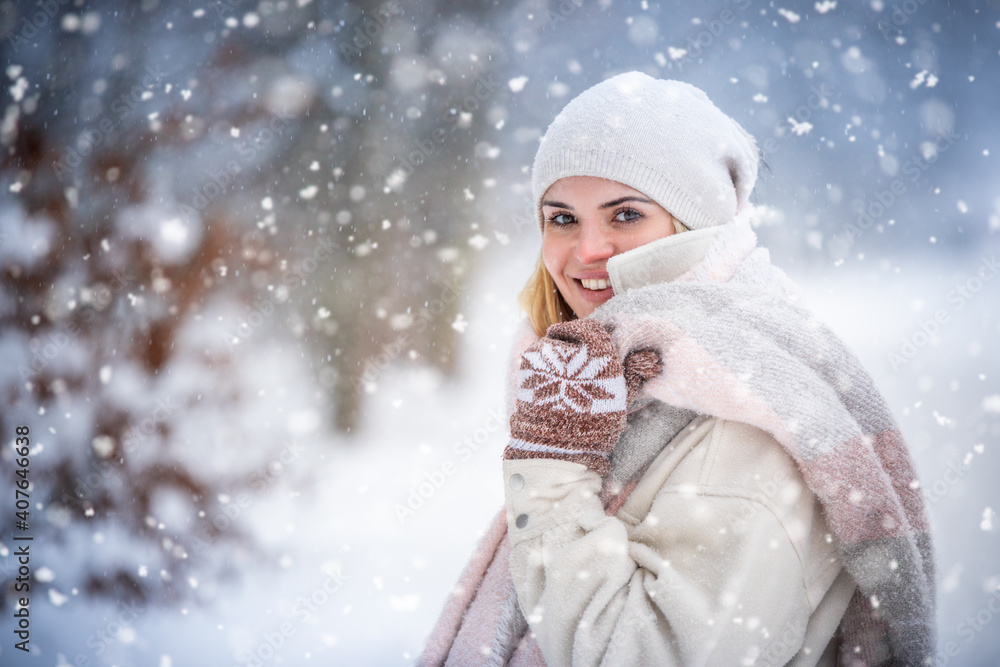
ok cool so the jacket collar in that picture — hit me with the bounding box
[607,225,724,294]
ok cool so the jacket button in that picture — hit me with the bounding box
[509,473,524,490]
[516,514,528,529]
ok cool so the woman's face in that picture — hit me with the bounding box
[541,176,677,318]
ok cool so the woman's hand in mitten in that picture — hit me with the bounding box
[503,319,630,476]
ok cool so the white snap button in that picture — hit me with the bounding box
[509,473,524,490]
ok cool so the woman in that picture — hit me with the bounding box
[420,72,935,666]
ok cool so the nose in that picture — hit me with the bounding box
[575,220,615,265]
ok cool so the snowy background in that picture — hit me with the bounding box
[1,0,999,665]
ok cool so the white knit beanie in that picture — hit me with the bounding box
[532,71,760,231]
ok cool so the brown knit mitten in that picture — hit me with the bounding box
[503,319,660,476]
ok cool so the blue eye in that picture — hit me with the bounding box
[545,213,575,226]
[614,207,643,223]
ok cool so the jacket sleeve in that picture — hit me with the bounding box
[503,456,818,666]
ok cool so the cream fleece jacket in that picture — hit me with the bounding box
[502,415,855,666]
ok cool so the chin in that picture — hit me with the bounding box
[574,291,614,318]
[571,301,603,319]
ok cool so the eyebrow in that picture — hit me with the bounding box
[541,196,653,210]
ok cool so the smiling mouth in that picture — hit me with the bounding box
[579,278,611,291]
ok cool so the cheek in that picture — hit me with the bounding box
[540,239,566,279]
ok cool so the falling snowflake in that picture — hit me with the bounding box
[910,70,932,90]
[932,410,952,426]
[667,47,688,61]
[48,589,69,607]
[508,76,529,93]
[788,117,813,136]
[981,508,995,532]
[778,8,801,23]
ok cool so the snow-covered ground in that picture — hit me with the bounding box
[6,235,999,666]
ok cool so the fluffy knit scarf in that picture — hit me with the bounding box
[419,210,935,666]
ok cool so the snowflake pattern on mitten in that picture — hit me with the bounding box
[517,340,627,414]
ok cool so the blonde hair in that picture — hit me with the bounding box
[520,216,689,337]
[519,257,576,337]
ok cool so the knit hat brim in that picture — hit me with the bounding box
[531,72,759,232]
